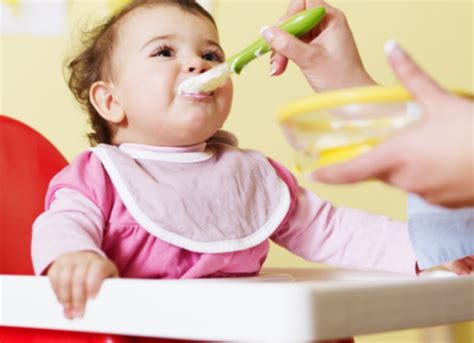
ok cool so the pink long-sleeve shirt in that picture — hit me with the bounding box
[32,141,417,277]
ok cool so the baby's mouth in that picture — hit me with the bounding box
[179,91,214,100]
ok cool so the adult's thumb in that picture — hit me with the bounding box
[261,26,318,70]
[311,142,396,184]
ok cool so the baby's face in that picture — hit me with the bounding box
[110,5,233,146]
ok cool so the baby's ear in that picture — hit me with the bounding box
[89,81,125,124]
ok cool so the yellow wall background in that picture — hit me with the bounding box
[0,0,472,342]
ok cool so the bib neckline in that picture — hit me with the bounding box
[118,142,213,163]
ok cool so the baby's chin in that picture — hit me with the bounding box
[173,94,227,116]
[177,112,224,136]
[163,130,215,147]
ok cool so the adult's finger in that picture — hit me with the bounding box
[286,0,306,17]
[286,0,329,18]
[384,40,447,110]
[464,256,474,270]
[271,0,327,76]
[445,260,471,276]
[262,27,324,71]
[270,53,289,76]
[311,143,397,184]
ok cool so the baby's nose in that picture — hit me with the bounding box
[188,66,207,73]
[186,59,210,74]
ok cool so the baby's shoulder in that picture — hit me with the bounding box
[46,148,114,209]
[52,149,107,184]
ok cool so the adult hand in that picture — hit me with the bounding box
[444,255,474,276]
[261,0,375,91]
[312,40,474,209]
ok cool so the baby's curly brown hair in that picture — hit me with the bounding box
[67,0,216,146]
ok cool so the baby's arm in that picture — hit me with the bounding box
[272,186,417,274]
[269,161,417,274]
[32,188,118,319]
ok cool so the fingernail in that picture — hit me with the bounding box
[384,38,404,57]
[270,60,277,76]
[64,308,75,319]
[384,38,398,54]
[260,26,274,43]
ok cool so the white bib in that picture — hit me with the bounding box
[91,142,291,253]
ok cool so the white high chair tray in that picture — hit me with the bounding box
[1,268,473,341]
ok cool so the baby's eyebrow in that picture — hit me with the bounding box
[141,34,176,51]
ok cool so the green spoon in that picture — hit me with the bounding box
[178,7,326,94]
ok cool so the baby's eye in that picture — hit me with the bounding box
[202,50,224,63]
[151,45,174,58]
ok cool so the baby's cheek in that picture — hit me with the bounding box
[218,81,233,111]
[223,78,233,95]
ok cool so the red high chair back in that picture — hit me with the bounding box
[0,115,173,343]
[0,115,68,275]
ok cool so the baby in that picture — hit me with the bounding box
[33,0,421,321]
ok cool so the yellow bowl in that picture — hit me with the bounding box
[278,85,472,173]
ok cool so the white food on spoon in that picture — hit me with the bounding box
[178,63,232,95]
